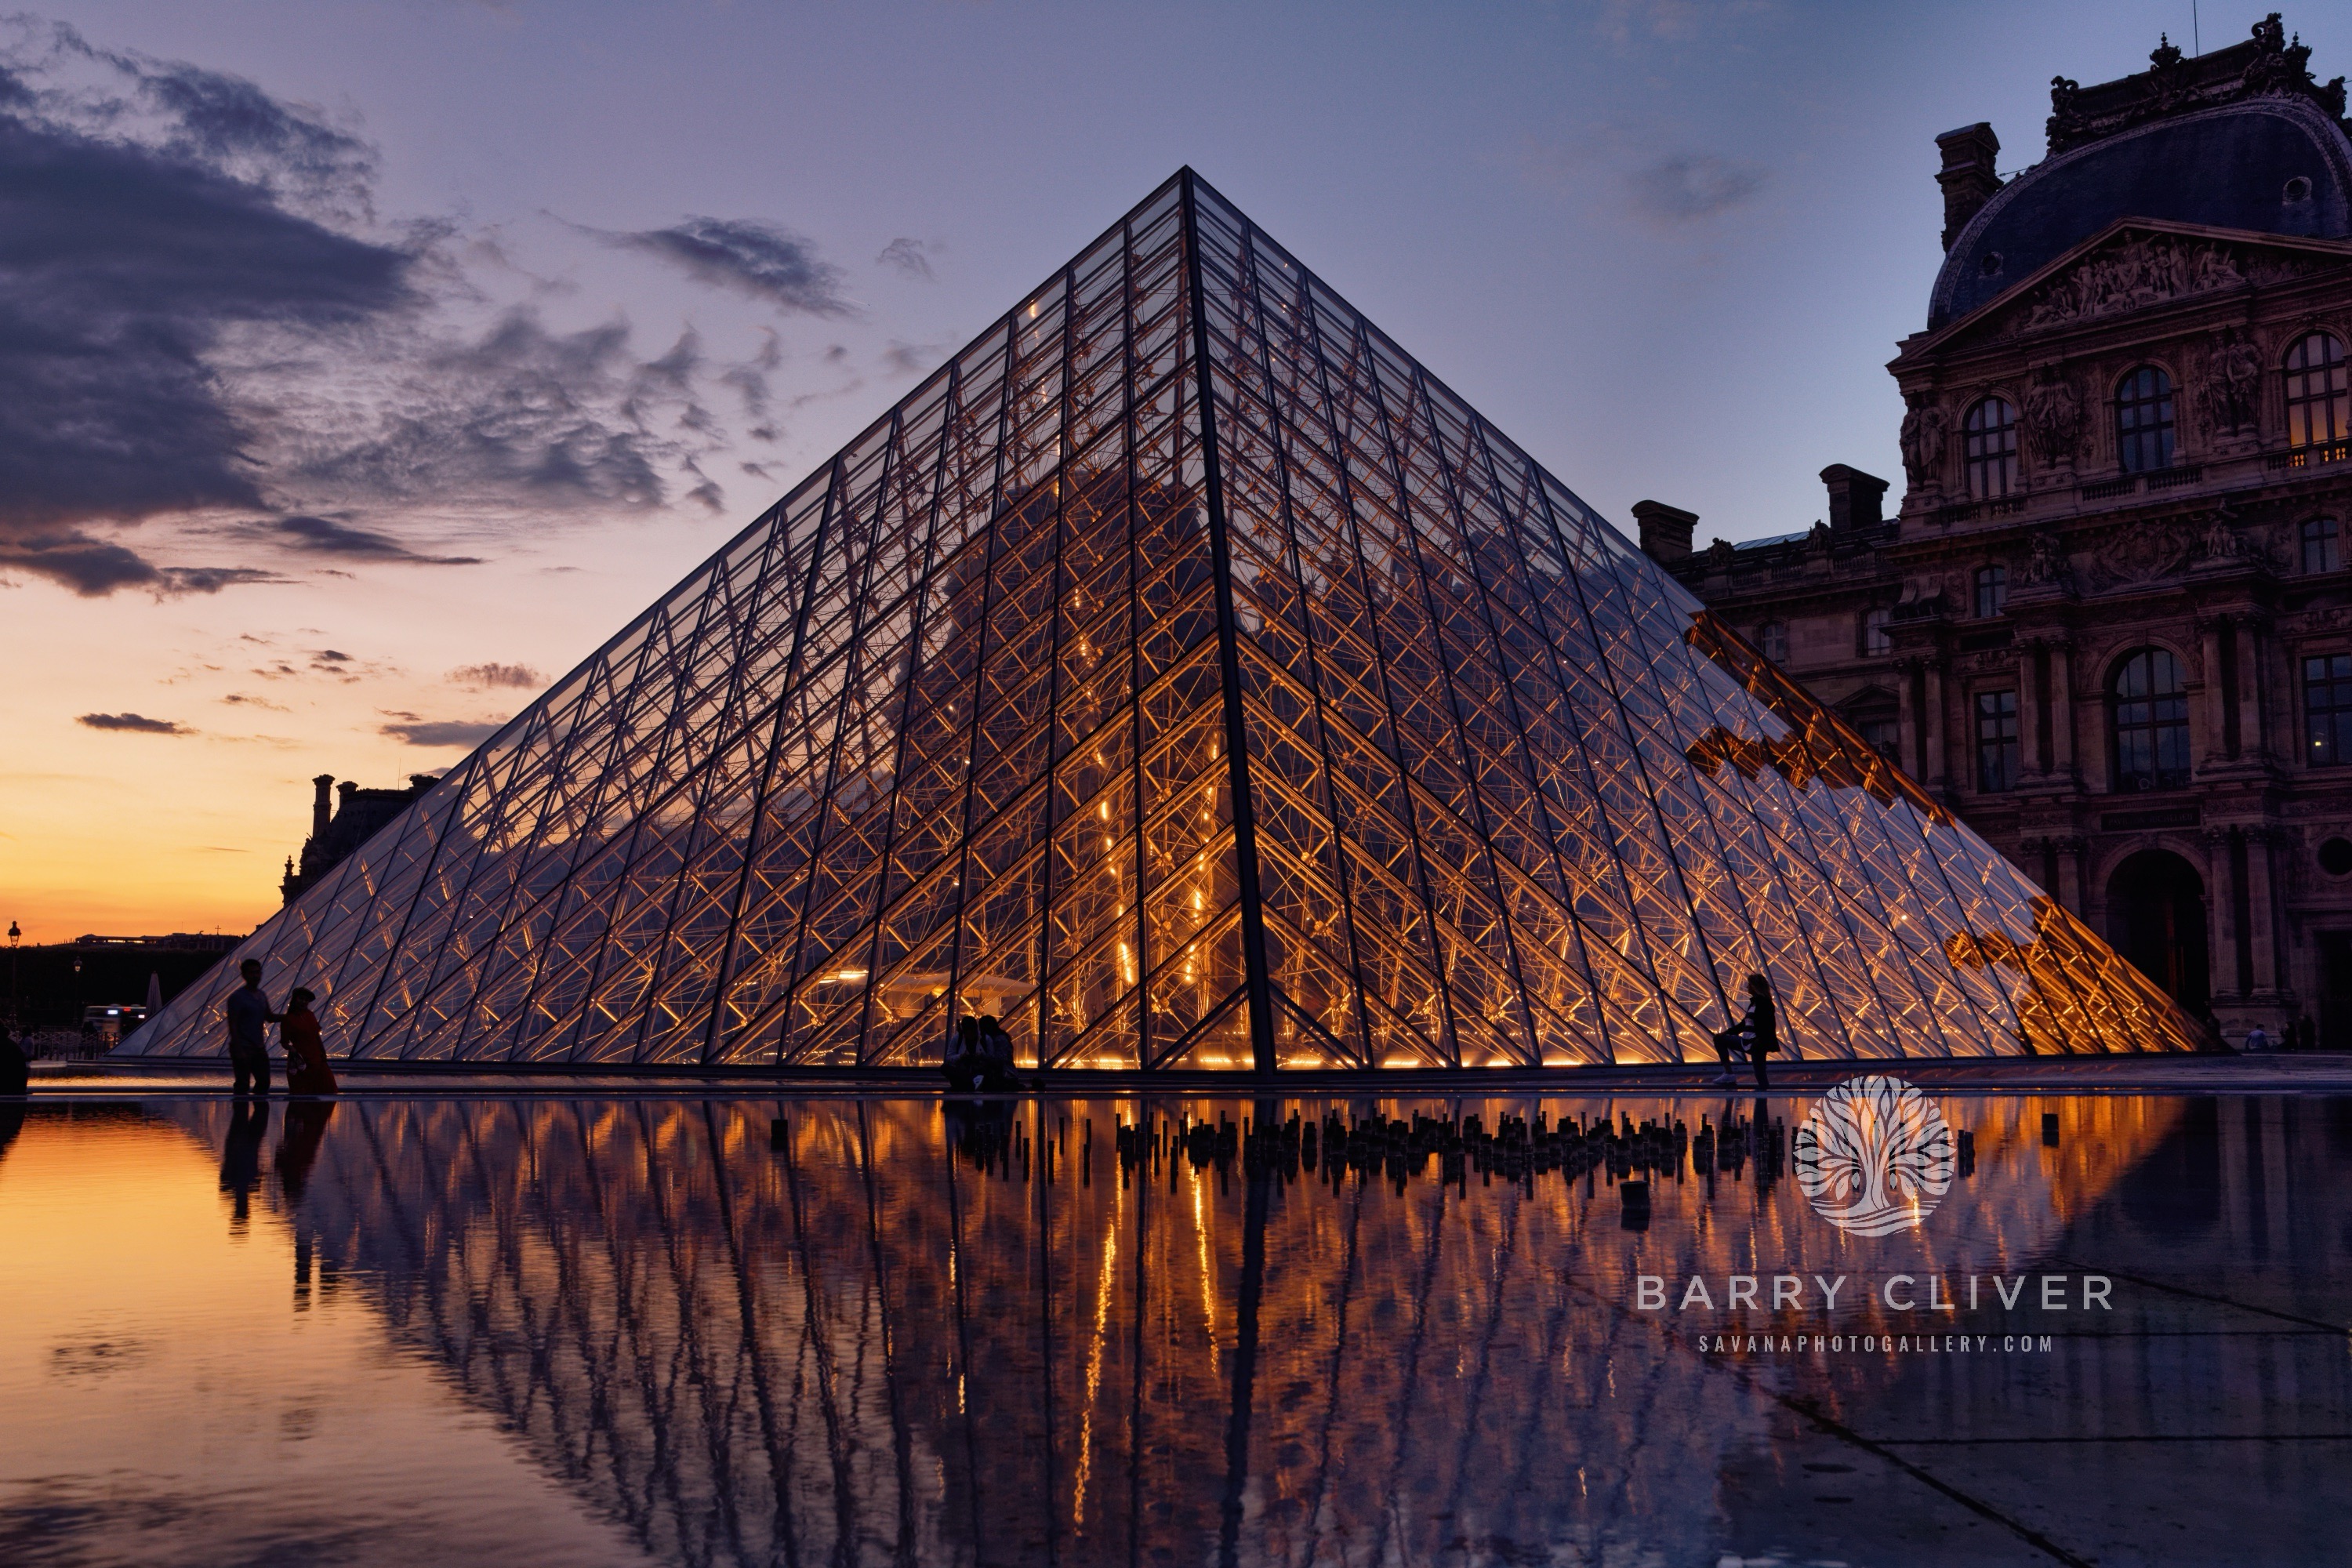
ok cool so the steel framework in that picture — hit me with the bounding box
[124,171,2202,1067]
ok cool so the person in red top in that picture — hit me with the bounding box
[280,988,337,1097]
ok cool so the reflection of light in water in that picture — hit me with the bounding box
[96,1088,2273,1568]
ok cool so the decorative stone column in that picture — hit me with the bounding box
[2016,642,2045,779]
[2196,618,2228,768]
[1896,657,1923,779]
[2246,826,2281,1000]
[1922,661,1947,792]
[2050,640,2078,782]
[2205,826,2242,1007]
[2236,613,2272,764]
[2054,834,2087,913]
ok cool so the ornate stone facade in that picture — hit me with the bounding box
[1656,20,2352,1048]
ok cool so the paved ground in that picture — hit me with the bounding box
[32,1051,2352,1097]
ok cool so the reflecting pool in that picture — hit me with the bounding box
[2,1091,2347,1566]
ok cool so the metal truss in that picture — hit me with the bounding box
[124,171,2202,1067]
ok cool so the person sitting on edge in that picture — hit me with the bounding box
[1741,972,1778,1092]
[942,1015,986,1093]
[223,960,282,1097]
[974,1014,1022,1091]
[281,988,337,1097]
[1709,1018,1744,1087]
[0,1026,28,1098]
[2241,1022,2272,1054]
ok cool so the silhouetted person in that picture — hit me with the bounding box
[2241,1022,2272,1054]
[0,1026,28,1098]
[281,988,337,1096]
[220,1097,270,1230]
[1741,972,1777,1091]
[1708,1020,1742,1087]
[223,959,281,1096]
[976,1014,1024,1090]
[942,1014,985,1091]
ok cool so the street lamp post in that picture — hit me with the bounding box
[6,920,18,1033]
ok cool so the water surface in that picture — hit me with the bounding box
[2,1091,2345,1566]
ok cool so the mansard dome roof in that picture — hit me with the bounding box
[1932,96,2352,330]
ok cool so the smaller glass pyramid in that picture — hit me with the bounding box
[122,171,2205,1069]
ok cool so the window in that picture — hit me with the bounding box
[1976,690,2020,793]
[2304,654,2352,766]
[2303,518,2341,574]
[1759,622,1787,663]
[1863,607,1892,656]
[1838,691,1900,766]
[2285,332,2350,448]
[1965,397,2020,498]
[1974,564,2008,619]
[2114,366,2176,473]
[2111,648,2190,792]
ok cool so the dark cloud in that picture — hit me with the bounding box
[877,237,935,281]
[0,27,412,593]
[1626,153,1766,223]
[220,692,289,710]
[262,514,483,565]
[882,340,942,376]
[604,216,854,316]
[0,532,280,597]
[282,309,688,513]
[447,662,542,690]
[77,712,189,734]
[134,59,377,217]
[0,28,741,593]
[382,717,503,748]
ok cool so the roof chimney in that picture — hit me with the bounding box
[1631,499,1698,562]
[1934,123,2001,250]
[1820,465,1889,532]
[310,774,335,842]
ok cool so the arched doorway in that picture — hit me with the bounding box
[2107,850,2209,1014]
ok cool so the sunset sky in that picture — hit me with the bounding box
[4,1,2335,940]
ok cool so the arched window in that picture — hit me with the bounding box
[2115,365,2176,472]
[1759,621,1788,663]
[2303,517,2340,574]
[1965,397,2020,499]
[1974,564,2007,619]
[2285,332,2350,448]
[2111,648,2190,792]
[1862,606,1892,656]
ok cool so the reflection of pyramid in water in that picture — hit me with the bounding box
[124,172,2204,1069]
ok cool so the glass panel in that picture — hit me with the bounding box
[124,172,2208,1070]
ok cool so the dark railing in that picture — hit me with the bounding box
[2080,475,2138,500]
[2146,464,2206,491]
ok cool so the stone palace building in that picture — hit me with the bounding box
[1646,16,2352,1047]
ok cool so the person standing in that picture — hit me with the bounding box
[1742,972,1777,1092]
[223,960,280,1097]
[281,987,337,1096]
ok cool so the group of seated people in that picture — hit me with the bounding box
[941,1013,1023,1093]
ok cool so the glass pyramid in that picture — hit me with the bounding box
[122,172,2203,1069]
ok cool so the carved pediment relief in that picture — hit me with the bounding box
[1988,230,2310,339]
